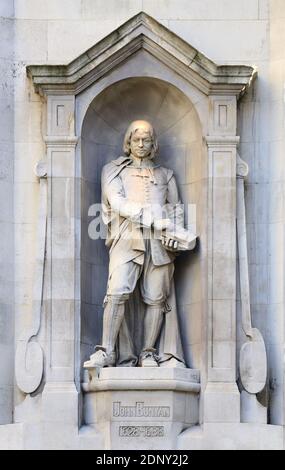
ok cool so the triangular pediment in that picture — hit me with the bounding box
[28,12,255,97]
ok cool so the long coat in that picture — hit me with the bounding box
[101,156,186,366]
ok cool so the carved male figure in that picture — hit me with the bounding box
[85,120,192,369]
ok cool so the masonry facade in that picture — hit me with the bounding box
[0,0,284,450]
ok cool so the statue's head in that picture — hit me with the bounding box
[123,120,158,160]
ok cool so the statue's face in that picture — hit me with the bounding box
[130,128,153,159]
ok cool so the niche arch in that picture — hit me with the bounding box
[80,76,206,372]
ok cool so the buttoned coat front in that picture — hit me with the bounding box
[102,156,184,277]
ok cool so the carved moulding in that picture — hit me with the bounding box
[27,12,256,98]
[236,154,267,423]
[15,160,47,394]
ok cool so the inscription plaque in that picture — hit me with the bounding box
[113,402,170,418]
[119,426,165,437]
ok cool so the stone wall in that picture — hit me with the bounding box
[0,0,14,425]
[237,0,285,425]
[264,0,285,425]
[0,0,284,440]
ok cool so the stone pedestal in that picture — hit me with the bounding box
[82,368,200,450]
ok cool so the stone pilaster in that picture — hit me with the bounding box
[41,94,79,431]
[203,95,240,423]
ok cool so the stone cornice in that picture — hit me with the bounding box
[44,136,78,147]
[27,12,256,98]
[204,136,240,146]
[82,367,201,393]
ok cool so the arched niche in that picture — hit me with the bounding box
[80,76,206,372]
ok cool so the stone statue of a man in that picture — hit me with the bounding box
[85,120,195,369]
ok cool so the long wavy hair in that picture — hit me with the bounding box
[123,120,159,159]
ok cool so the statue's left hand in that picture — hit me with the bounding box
[161,235,179,252]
